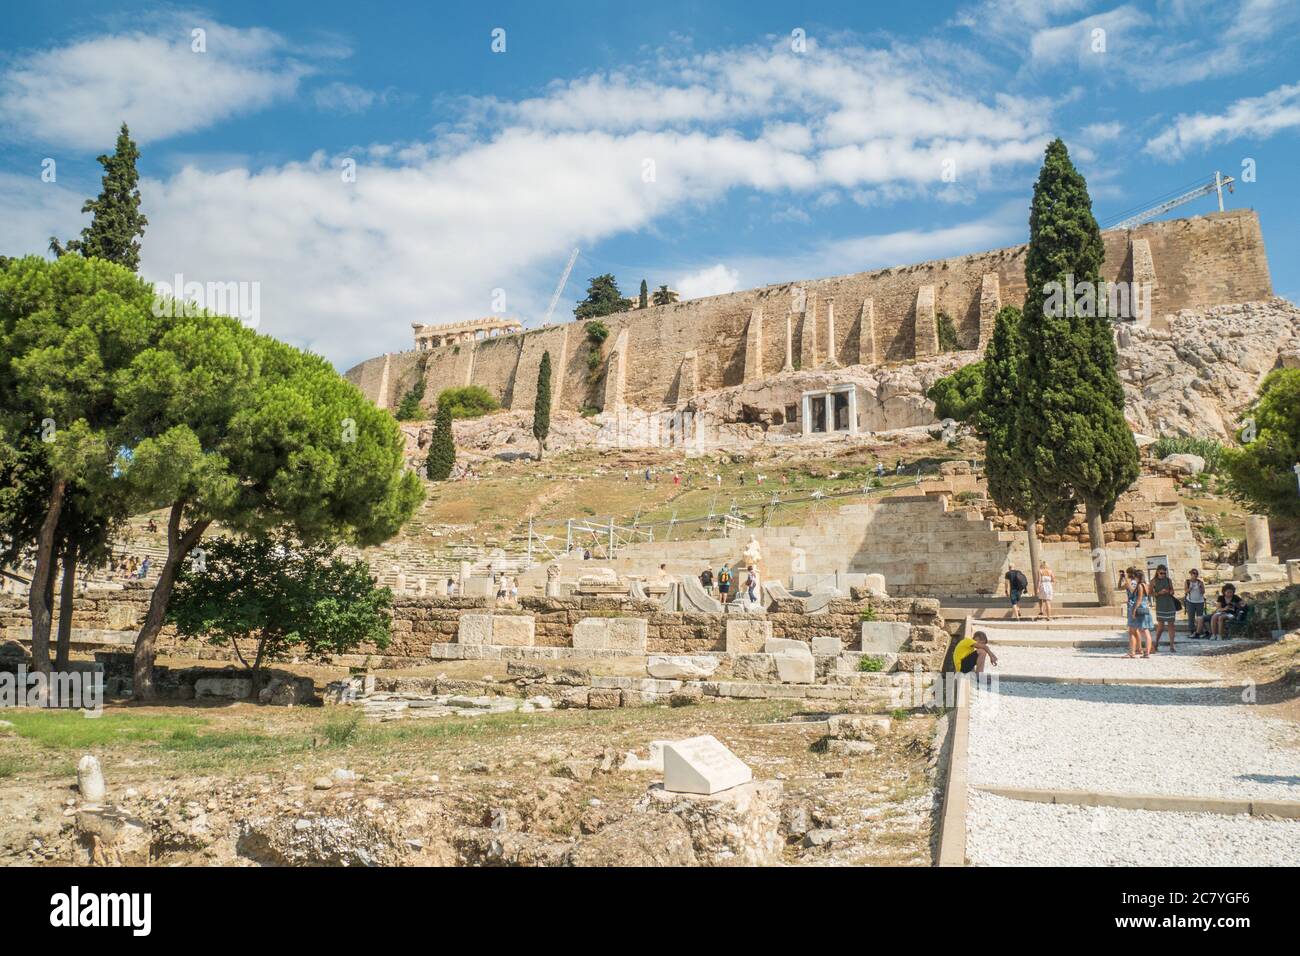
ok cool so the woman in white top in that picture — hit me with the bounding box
[1037,560,1056,622]
[1184,568,1207,637]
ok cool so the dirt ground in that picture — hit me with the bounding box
[0,683,941,867]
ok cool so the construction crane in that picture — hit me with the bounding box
[541,247,580,325]
[1110,172,1235,230]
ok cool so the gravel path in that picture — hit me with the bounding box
[968,681,1300,800]
[990,643,1221,680]
[963,623,1300,865]
[967,790,1300,866]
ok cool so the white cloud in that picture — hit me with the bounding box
[2,37,1057,370]
[0,19,312,149]
[674,264,741,300]
[1145,81,1300,158]
[313,81,395,114]
[1080,121,1123,143]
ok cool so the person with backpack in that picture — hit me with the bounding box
[1004,563,1028,620]
[717,563,732,603]
[699,566,714,594]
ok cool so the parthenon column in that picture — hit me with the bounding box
[783,314,794,371]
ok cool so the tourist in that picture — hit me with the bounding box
[655,563,671,587]
[644,467,652,483]
[952,630,998,674]
[1150,564,1178,652]
[146,517,158,534]
[1036,560,1056,622]
[895,459,904,475]
[1004,563,1028,620]
[508,577,518,603]
[583,548,591,560]
[1184,568,1208,637]
[875,461,885,477]
[1209,585,1247,638]
[445,577,457,596]
[127,556,139,579]
[717,562,732,602]
[699,565,714,594]
[743,565,759,605]
[1120,567,1154,658]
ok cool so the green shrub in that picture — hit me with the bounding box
[585,320,610,346]
[436,385,500,419]
[926,361,984,423]
[936,312,960,352]
[1151,435,1226,473]
[859,605,877,622]
[857,656,885,672]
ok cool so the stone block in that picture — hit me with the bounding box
[457,614,493,645]
[587,688,621,709]
[647,655,720,679]
[725,619,772,654]
[193,677,252,700]
[662,735,753,795]
[811,637,842,657]
[492,615,535,647]
[860,621,910,653]
[764,637,811,656]
[772,653,815,684]
[572,616,648,652]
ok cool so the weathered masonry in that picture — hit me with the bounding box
[346,210,1273,414]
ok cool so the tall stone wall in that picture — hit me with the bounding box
[344,210,1272,414]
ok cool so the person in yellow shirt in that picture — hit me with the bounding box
[952,631,997,674]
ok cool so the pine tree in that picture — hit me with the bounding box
[639,279,648,309]
[1019,139,1139,605]
[574,274,633,319]
[532,351,552,460]
[652,285,678,306]
[426,404,456,481]
[50,123,148,271]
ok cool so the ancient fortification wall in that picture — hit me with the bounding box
[345,210,1272,414]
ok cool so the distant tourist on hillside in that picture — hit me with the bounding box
[445,577,457,596]
[699,566,714,594]
[717,563,732,602]
[895,459,904,475]
[146,518,158,534]
[1036,560,1056,622]
[138,556,152,579]
[1004,563,1028,620]
[1150,564,1178,652]
[1184,568,1208,637]
[583,548,591,560]
[952,631,998,674]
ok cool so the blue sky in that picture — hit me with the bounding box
[2,0,1298,370]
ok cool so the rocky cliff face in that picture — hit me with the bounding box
[398,298,1300,457]
[1118,298,1300,439]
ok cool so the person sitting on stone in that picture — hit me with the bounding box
[952,631,997,674]
[1209,585,1247,638]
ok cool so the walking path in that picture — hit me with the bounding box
[963,620,1300,866]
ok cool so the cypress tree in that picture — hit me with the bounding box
[1019,139,1139,605]
[979,305,1072,591]
[50,123,149,271]
[532,351,552,460]
[426,403,456,481]
[639,279,649,309]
